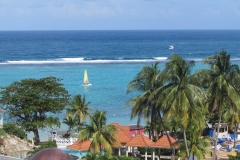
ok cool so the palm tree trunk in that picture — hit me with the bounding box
[183,127,190,159]
[234,123,237,148]
[158,111,175,159]
[150,110,155,141]
[78,118,81,131]
[213,113,222,160]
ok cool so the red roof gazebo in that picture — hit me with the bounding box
[66,123,178,159]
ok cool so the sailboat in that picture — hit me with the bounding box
[82,70,92,86]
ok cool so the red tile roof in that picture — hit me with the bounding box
[120,126,130,135]
[66,140,92,151]
[112,123,131,146]
[112,123,130,136]
[126,134,155,147]
[151,135,178,149]
[67,124,178,150]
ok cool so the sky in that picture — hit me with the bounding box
[0,0,240,30]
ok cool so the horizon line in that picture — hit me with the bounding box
[0,29,240,32]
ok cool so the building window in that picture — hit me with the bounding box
[219,128,224,133]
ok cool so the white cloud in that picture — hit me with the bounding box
[0,0,239,30]
[20,1,126,18]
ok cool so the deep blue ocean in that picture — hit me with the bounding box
[0,30,240,140]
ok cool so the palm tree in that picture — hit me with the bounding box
[126,62,162,139]
[82,152,98,160]
[62,116,77,134]
[176,127,211,160]
[223,71,240,148]
[157,54,206,158]
[166,116,182,139]
[66,94,92,131]
[198,50,240,160]
[144,122,151,139]
[187,120,211,160]
[223,105,239,148]
[126,62,177,157]
[79,110,118,155]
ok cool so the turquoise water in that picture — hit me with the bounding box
[2,61,240,141]
[0,63,147,125]
[0,30,240,141]
[60,147,86,158]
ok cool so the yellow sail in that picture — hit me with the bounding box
[82,70,92,86]
[84,70,89,83]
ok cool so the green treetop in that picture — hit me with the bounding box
[0,76,70,144]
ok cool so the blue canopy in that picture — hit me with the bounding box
[236,145,240,150]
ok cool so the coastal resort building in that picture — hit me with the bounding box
[49,129,79,148]
[209,123,229,139]
[66,123,177,160]
[129,124,144,137]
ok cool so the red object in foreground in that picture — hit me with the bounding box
[30,148,73,160]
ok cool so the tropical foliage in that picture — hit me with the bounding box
[0,128,6,137]
[126,62,162,139]
[3,123,26,139]
[158,54,206,158]
[126,50,239,159]
[194,50,240,159]
[66,94,92,131]
[62,116,77,133]
[79,110,118,155]
[83,152,140,160]
[0,76,70,144]
[228,152,240,160]
[1,49,240,160]
[27,140,57,156]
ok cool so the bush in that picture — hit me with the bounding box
[83,152,140,160]
[138,147,172,156]
[62,133,70,138]
[228,152,240,160]
[3,123,26,139]
[0,128,6,137]
[27,140,57,156]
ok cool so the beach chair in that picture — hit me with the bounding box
[228,145,233,152]
[235,145,240,152]
[217,138,225,143]
[217,144,222,150]
[222,135,228,141]
[230,134,238,140]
